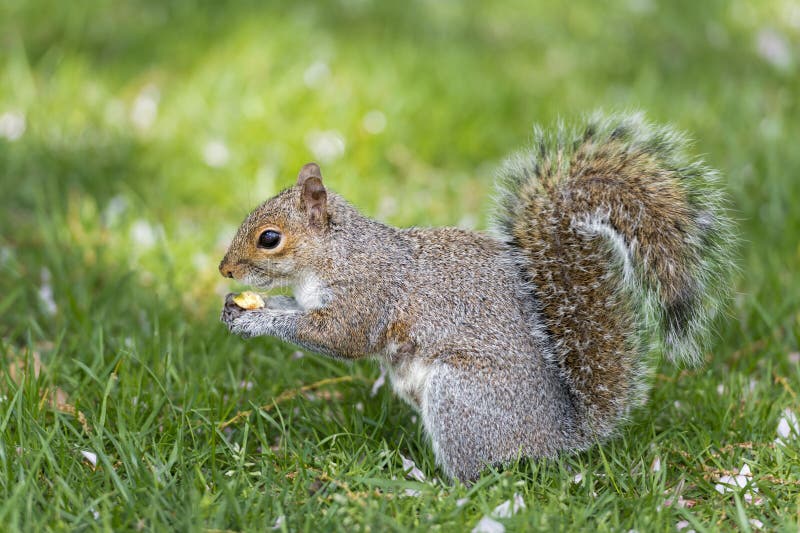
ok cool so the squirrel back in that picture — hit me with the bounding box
[494,112,735,440]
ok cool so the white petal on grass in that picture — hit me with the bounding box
[456,497,470,507]
[749,519,764,530]
[572,473,584,484]
[271,515,285,530]
[714,463,762,505]
[39,268,57,316]
[404,488,421,497]
[203,139,231,168]
[81,450,98,466]
[492,493,525,518]
[303,61,330,88]
[102,194,128,226]
[675,520,693,531]
[130,219,157,249]
[512,493,526,513]
[788,352,800,364]
[90,507,100,520]
[400,453,426,482]
[777,417,792,440]
[370,366,388,397]
[776,408,799,444]
[492,500,512,518]
[744,492,764,505]
[305,130,345,163]
[130,84,160,131]
[663,495,691,509]
[472,516,505,533]
[756,28,792,70]
[651,456,662,472]
[0,110,26,141]
[716,384,724,395]
[363,109,387,134]
[714,477,732,494]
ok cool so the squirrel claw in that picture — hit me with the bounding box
[221,293,246,328]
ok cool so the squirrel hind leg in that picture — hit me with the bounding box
[421,357,581,482]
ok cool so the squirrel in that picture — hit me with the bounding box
[219,112,735,482]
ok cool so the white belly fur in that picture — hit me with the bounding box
[388,359,432,411]
[293,274,330,311]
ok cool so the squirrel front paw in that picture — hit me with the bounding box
[221,293,300,339]
[221,293,256,337]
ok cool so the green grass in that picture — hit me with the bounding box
[1,0,799,531]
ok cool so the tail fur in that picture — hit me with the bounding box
[494,111,735,440]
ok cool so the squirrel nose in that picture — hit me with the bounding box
[219,259,234,279]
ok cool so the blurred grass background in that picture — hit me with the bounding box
[1,0,799,531]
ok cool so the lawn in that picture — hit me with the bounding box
[1,0,799,531]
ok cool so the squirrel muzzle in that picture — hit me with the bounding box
[218,257,236,279]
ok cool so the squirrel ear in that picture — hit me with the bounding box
[301,176,328,229]
[297,162,322,186]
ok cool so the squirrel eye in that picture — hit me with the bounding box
[257,230,282,250]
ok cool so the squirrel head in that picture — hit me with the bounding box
[218,162,330,290]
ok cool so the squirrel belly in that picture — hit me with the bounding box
[219,112,735,483]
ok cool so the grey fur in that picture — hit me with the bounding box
[219,112,735,482]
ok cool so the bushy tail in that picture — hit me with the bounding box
[494,112,735,440]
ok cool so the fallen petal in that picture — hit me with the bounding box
[777,409,799,441]
[651,456,662,472]
[472,516,505,533]
[400,454,426,482]
[512,493,526,513]
[80,450,97,466]
[777,417,792,439]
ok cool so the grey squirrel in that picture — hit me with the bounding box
[219,112,735,482]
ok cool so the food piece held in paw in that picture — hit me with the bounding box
[232,291,266,310]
